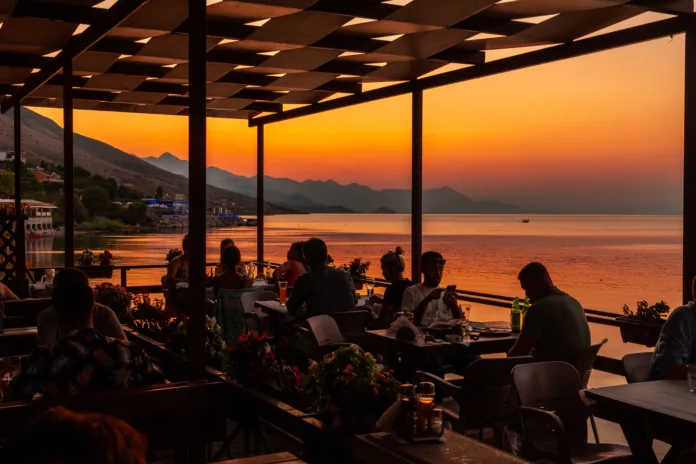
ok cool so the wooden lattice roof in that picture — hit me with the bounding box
[0,0,692,120]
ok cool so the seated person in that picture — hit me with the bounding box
[273,241,307,288]
[212,245,253,295]
[287,238,357,317]
[370,250,412,327]
[0,406,148,464]
[10,275,162,399]
[37,268,126,345]
[167,234,190,286]
[402,252,461,326]
[0,281,19,303]
[215,237,235,275]
[649,276,696,380]
[507,262,590,364]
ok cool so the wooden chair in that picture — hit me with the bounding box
[622,352,652,384]
[3,298,52,329]
[513,361,632,464]
[574,338,608,443]
[416,356,534,443]
[329,310,369,337]
[0,381,227,459]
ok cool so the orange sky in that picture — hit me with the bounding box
[31,14,686,213]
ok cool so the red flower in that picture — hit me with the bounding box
[262,332,269,339]
[226,346,233,352]
[291,366,299,373]
[264,351,276,361]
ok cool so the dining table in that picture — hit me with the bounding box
[585,379,696,464]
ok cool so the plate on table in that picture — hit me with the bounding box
[478,327,513,337]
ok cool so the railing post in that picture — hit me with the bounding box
[257,124,264,276]
[411,89,423,284]
[120,268,127,288]
[13,105,27,296]
[63,59,74,268]
[685,24,696,304]
[187,0,207,385]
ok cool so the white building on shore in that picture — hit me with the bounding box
[0,199,57,236]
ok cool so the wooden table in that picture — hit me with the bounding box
[365,329,518,359]
[353,430,527,464]
[586,380,696,464]
[218,451,305,464]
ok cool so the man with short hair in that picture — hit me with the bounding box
[10,269,162,399]
[649,276,696,380]
[37,268,126,345]
[507,262,590,364]
[286,238,357,317]
[401,251,461,326]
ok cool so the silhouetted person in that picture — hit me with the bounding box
[508,262,590,364]
[287,238,357,317]
[402,251,461,326]
[212,245,252,295]
[650,276,696,380]
[273,241,307,288]
[215,237,235,275]
[370,250,412,327]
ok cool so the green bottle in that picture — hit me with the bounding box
[511,298,521,333]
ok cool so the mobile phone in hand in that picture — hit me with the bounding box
[446,285,457,293]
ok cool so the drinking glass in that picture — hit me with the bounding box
[428,408,445,439]
[366,277,376,298]
[249,263,256,279]
[464,305,471,322]
[279,281,288,305]
[689,366,696,393]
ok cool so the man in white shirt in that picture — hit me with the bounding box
[402,252,462,326]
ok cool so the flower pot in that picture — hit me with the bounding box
[353,279,364,291]
[615,316,664,347]
[80,266,114,279]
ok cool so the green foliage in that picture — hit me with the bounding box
[622,300,670,322]
[155,185,164,200]
[76,217,125,231]
[0,171,13,198]
[114,201,148,226]
[81,186,112,218]
[53,193,89,225]
[339,258,371,278]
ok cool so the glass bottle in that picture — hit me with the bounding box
[511,298,521,333]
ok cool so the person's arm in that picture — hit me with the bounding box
[273,261,292,282]
[443,290,462,319]
[286,276,307,313]
[412,288,443,326]
[649,308,693,380]
[243,274,253,289]
[0,283,19,301]
[166,258,186,286]
[507,303,544,357]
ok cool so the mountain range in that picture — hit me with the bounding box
[0,108,291,214]
[144,152,526,214]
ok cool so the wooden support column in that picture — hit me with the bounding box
[187,0,207,382]
[63,60,74,268]
[257,124,264,274]
[411,89,423,284]
[13,105,27,296]
[685,25,696,304]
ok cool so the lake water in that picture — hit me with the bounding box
[27,214,682,383]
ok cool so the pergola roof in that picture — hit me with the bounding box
[0,0,693,121]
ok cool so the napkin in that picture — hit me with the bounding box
[388,316,418,334]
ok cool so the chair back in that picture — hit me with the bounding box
[458,356,535,426]
[329,310,368,336]
[3,298,52,328]
[307,315,345,346]
[240,291,278,314]
[513,361,589,445]
[574,338,607,388]
[622,352,653,383]
[213,287,262,346]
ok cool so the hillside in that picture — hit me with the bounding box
[144,153,526,214]
[0,108,291,214]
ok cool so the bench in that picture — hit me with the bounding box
[3,298,51,329]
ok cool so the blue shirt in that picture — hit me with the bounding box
[649,302,696,380]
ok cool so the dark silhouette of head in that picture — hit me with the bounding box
[421,251,444,287]
[288,241,304,262]
[380,251,404,282]
[395,246,404,257]
[182,234,191,255]
[52,268,94,333]
[2,406,148,464]
[303,238,328,270]
[518,262,554,303]
[220,238,234,254]
[222,245,242,271]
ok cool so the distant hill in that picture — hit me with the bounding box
[144,153,525,214]
[0,108,291,214]
[373,207,397,214]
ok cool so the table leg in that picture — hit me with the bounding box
[620,421,658,464]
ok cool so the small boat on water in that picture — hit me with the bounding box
[27,232,42,239]
[522,219,530,223]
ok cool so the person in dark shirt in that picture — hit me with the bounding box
[369,250,412,327]
[286,238,357,318]
[9,269,162,400]
[507,262,590,364]
[649,276,696,380]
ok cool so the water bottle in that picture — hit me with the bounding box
[511,298,521,333]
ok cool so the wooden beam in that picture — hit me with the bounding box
[187,0,207,382]
[13,105,27,297]
[257,125,265,276]
[685,24,696,304]
[63,60,74,268]
[411,89,423,284]
[0,0,150,113]
[250,15,692,126]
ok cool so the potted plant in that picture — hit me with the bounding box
[167,315,228,370]
[616,300,669,347]
[77,249,114,278]
[130,294,168,340]
[94,283,133,323]
[340,258,370,290]
[166,248,183,263]
[98,250,114,266]
[303,345,400,434]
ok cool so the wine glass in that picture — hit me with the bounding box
[366,277,376,298]
[249,263,256,279]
